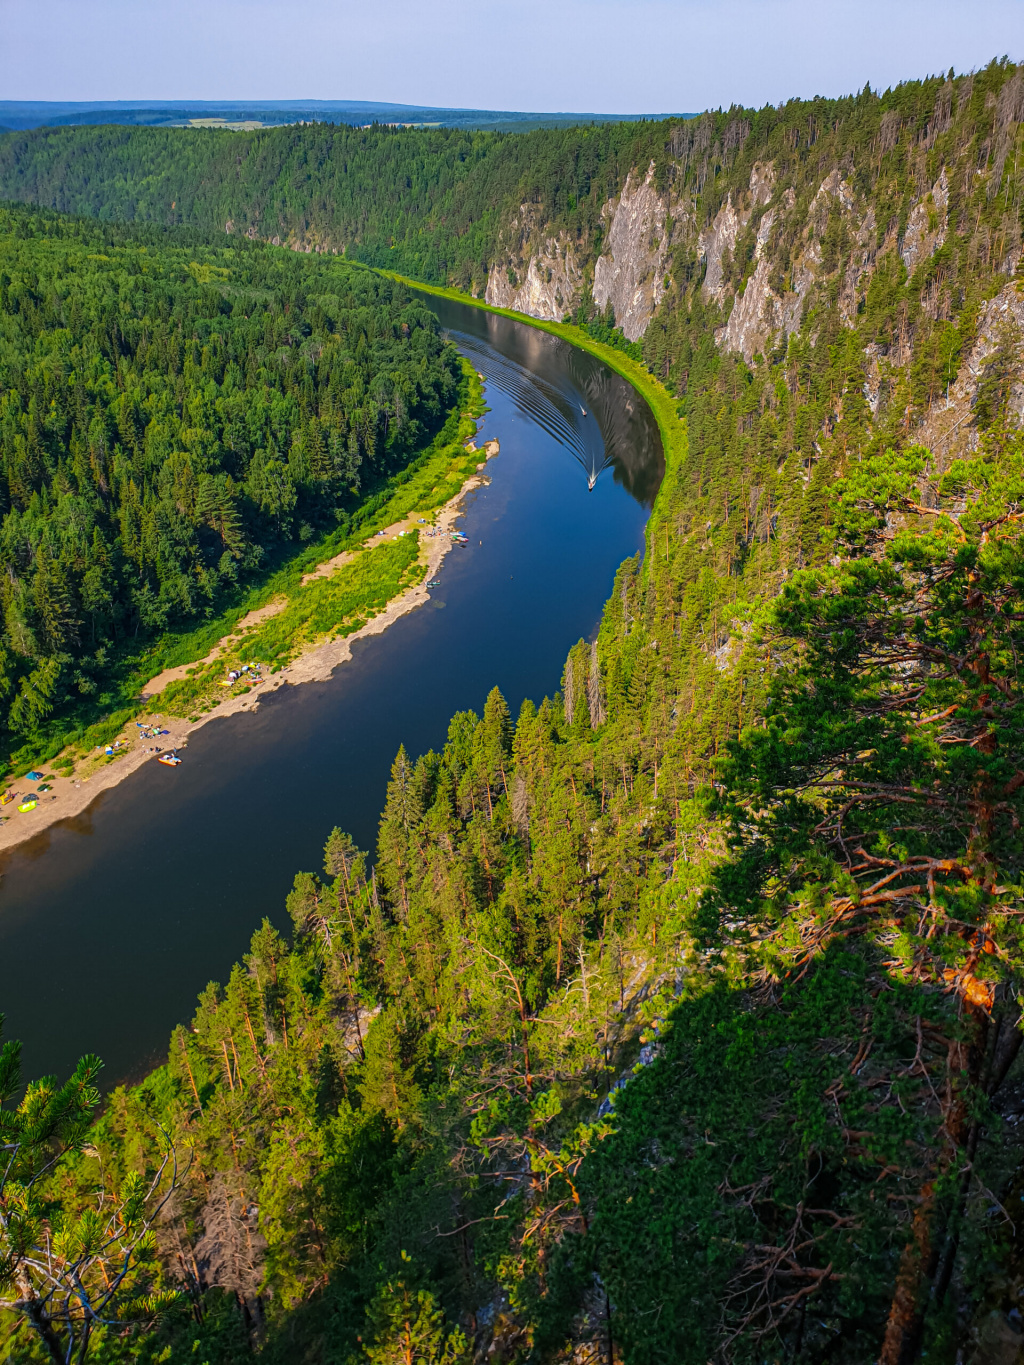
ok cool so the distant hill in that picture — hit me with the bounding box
[0,99,688,134]
[0,117,701,288]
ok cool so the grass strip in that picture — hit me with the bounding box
[6,364,486,775]
[377,272,688,577]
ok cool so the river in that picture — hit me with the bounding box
[0,296,663,1087]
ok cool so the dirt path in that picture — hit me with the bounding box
[0,440,499,856]
[141,600,289,698]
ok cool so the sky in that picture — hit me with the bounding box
[2,0,1023,115]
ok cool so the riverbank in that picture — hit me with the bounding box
[0,286,678,858]
[0,438,499,855]
[381,273,687,568]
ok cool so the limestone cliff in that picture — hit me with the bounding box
[914,277,1024,465]
[484,232,582,320]
[684,159,964,370]
[901,168,949,275]
[476,65,1024,474]
[593,162,676,341]
[699,162,776,302]
[484,206,583,320]
[485,168,682,336]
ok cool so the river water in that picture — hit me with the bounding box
[0,297,662,1087]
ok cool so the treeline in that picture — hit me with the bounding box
[1,59,1021,301]
[0,206,461,763]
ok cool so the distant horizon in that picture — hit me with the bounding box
[0,98,691,136]
[0,99,677,111]
[3,0,1021,114]
[0,99,683,118]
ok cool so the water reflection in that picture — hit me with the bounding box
[428,298,664,506]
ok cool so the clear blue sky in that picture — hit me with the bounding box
[2,0,1022,114]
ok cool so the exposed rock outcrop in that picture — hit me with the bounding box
[484,211,583,320]
[838,205,878,326]
[862,342,886,415]
[593,161,673,341]
[717,198,788,359]
[812,167,855,214]
[485,166,681,337]
[902,169,949,275]
[700,162,775,305]
[914,277,1024,466]
[223,216,342,254]
[480,124,1019,421]
[699,164,818,362]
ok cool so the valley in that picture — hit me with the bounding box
[3,59,1024,1364]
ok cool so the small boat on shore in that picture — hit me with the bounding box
[18,799,37,812]
[157,752,182,767]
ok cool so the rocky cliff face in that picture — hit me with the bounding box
[593,162,676,340]
[915,276,1024,465]
[483,149,961,369]
[484,207,583,319]
[698,163,797,359]
[481,66,1024,475]
[485,168,681,335]
[484,235,582,320]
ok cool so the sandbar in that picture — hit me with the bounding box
[0,441,498,856]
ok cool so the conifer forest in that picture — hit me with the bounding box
[5,56,1024,1365]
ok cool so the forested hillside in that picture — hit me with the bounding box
[6,57,1024,1365]
[3,56,1024,334]
[0,119,650,285]
[0,207,461,770]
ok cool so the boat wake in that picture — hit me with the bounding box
[450,329,615,492]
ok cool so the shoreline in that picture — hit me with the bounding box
[0,440,498,859]
[386,273,684,582]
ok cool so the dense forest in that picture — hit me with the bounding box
[5,57,1024,1365]
[0,117,663,286]
[2,58,1023,307]
[0,208,461,770]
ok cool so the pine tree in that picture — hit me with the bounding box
[587,638,606,728]
[363,1269,467,1365]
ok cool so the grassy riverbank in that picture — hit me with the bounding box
[142,362,487,723]
[3,363,486,779]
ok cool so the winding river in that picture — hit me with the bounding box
[0,296,663,1087]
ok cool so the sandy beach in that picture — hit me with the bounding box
[0,440,498,856]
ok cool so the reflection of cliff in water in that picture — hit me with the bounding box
[563,347,664,507]
[428,298,664,508]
